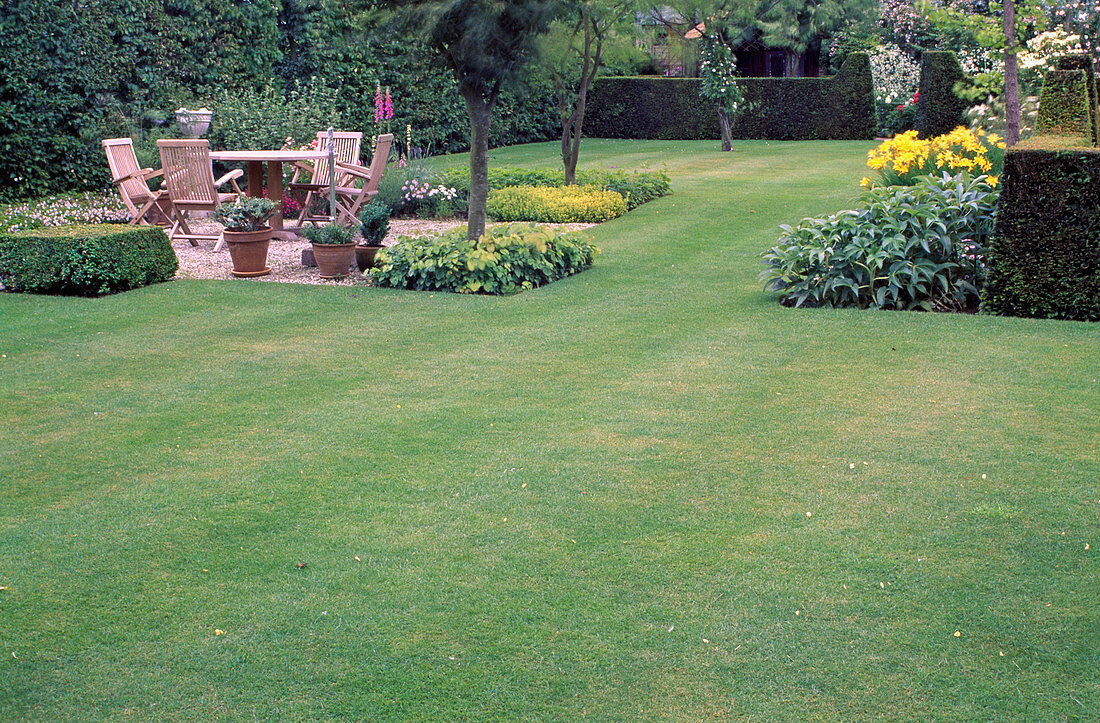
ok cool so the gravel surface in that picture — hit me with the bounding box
[174,219,465,285]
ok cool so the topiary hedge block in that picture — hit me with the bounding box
[1037,69,1095,145]
[584,53,875,141]
[982,144,1100,321]
[0,224,177,295]
[916,51,969,139]
[1055,53,1099,146]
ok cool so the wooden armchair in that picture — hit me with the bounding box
[102,138,171,227]
[157,139,243,246]
[287,131,363,227]
[331,133,393,227]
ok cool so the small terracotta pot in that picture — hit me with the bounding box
[355,244,384,272]
[311,242,356,278]
[223,227,272,277]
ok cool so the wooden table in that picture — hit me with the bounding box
[210,149,328,240]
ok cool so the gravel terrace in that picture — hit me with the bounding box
[175,219,597,285]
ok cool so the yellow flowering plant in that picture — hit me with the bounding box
[865,126,1006,187]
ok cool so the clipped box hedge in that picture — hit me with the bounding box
[916,51,969,139]
[0,224,177,295]
[584,53,874,141]
[1055,53,1099,145]
[1036,69,1095,144]
[982,141,1100,321]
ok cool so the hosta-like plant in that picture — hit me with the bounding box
[761,173,998,311]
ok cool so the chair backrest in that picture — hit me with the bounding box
[311,131,363,188]
[363,134,393,194]
[157,139,217,210]
[102,138,153,212]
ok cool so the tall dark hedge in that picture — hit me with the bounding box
[916,51,968,138]
[1036,70,1095,143]
[583,53,875,141]
[1055,53,1099,145]
[982,143,1100,321]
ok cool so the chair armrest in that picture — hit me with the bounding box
[112,167,159,185]
[214,168,244,187]
[334,161,371,180]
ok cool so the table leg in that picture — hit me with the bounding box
[246,161,263,199]
[267,160,301,241]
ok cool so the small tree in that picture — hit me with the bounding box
[541,0,639,184]
[382,0,556,240]
[699,38,750,151]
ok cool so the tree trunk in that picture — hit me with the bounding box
[560,19,600,186]
[460,87,495,241]
[717,108,733,151]
[1003,0,1020,147]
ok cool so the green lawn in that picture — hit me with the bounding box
[1,139,1097,720]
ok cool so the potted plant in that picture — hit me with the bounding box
[214,197,278,277]
[301,223,355,278]
[356,202,391,272]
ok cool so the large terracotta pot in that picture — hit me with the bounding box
[311,242,356,279]
[223,227,272,277]
[355,243,384,272]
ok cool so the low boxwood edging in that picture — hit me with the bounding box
[0,223,177,295]
[369,223,598,294]
[436,166,671,210]
[487,185,627,223]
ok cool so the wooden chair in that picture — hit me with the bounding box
[287,131,363,227]
[157,139,243,247]
[102,138,171,227]
[330,133,393,228]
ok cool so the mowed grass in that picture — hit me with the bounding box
[1,140,1097,720]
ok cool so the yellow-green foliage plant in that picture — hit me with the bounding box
[864,127,1006,187]
[486,185,627,223]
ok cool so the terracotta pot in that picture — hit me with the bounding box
[223,227,272,277]
[355,243,384,272]
[311,242,356,278]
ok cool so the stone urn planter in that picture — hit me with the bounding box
[176,107,213,138]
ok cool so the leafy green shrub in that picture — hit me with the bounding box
[1035,69,1094,144]
[916,51,969,139]
[207,81,344,153]
[214,198,278,232]
[982,143,1100,321]
[487,185,627,223]
[435,167,671,210]
[761,173,998,310]
[583,54,875,141]
[0,224,177,295]
[359,202,391,245]
[370,223,598,294]
[300,223,353,245]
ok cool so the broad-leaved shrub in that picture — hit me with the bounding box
[761,173,998,311]
[370,223,598,294]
